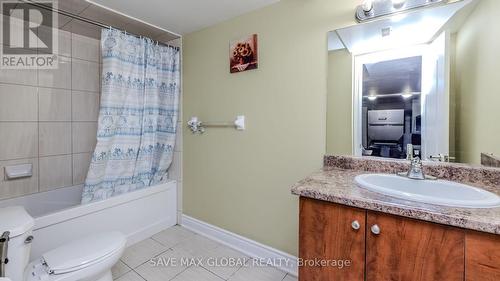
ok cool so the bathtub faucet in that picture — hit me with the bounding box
[0,231,10,277]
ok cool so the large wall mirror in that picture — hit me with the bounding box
[326,0,499,167]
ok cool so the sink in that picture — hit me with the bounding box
[354,174,500,208]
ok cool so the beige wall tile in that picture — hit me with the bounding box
[38,88,71,121]
[72,91,100,121]
[0,122,38,160]
[38,27,72,57]
[39,122,71,156]
[71,33,100,62]
[73,152,92,185]
[39,155,72,191]
[72,122,97,153]
[62,20,101,40]
[72,58,99,92]
[0,158,38,200]
[0,68,37,86]
[38,56,71,89]
[0,84,38,121]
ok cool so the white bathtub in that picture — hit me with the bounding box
[0,181,177,260]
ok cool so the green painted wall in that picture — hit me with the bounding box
[183,0,359,255]
[454,0,500,164]
[326,49,353,155]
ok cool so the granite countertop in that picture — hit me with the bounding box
[291,166,500,235]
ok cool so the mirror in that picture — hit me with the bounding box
[326,0,500,167]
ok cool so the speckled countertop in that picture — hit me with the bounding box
[291,163,500,235]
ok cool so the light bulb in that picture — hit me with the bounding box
[362,0,373,13]
[402,93,413,99]
[392,0,406,8]
[368,95,377,101]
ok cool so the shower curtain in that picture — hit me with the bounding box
[82,29,180,203]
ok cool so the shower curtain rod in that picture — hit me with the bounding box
[20,0,179,47]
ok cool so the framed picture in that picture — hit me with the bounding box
[230,34,258,73]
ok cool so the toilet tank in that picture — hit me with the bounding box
[0,207,34,281]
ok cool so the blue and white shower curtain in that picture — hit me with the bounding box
[82,29,180,203]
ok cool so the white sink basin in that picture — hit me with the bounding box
[354,174,500,208]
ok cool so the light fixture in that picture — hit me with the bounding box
[355,0,446,22]
[362,0,374,14]
[392,0,406,9]
[402,93,413,99]
[368,95,378,101]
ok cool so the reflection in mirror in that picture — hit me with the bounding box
[326,0,500,167]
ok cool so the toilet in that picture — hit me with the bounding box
[0,207,126,281]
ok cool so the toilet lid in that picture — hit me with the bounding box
[42,231,126,275]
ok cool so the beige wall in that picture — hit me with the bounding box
[183,0,359,255]
[454,0,500,164]
[326,49,352,155]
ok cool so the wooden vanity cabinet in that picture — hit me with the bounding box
[465,231,500,281]
[299,198,366,280]
[299,197,499,281]
[366,211,464,281]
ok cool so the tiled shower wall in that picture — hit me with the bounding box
[1,26,182,220]
[0,28,101,200]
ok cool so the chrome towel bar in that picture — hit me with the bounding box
[188,116,245,134]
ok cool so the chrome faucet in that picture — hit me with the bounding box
[398,145,436,180]
[406,157,426,180]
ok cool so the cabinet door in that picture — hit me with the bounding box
[466,231,500,281]
[366,211,465,281]
[299,198,366,281]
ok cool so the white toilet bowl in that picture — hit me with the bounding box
[0,207,126,281]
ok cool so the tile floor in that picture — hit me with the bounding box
[112,226,297,281]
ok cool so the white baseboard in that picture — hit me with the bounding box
[182,215,298,276]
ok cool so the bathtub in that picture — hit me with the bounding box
[0,181,177,260]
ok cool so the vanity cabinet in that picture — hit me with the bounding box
[299,198,366,280]
[366,210,464,281]
[465,231,500,281]
[299,197,500,281]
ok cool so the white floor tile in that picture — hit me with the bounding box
[175,234,221,257]
[200,245,249,280]
[117,227,290,281]
[112,261,132,280]
[115,271,145,281]
[151,225,196,248]
[171,266,224,281]
[228,261,287,281]
[134,247,192,281]
[121,239,168,269]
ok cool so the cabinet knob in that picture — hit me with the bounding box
[351,220,360,230]
[371,224,381,235]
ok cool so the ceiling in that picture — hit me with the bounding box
[87,0,280,35]
[363,56,422,96]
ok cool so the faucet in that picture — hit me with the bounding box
[406,157,426,180]
[0,231,9,277]
[398,145,436,180]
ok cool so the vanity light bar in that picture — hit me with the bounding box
[356,0,447,22]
